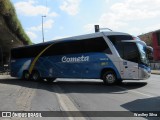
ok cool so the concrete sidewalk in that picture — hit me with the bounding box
[151,70,160,75]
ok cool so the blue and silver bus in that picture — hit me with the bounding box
[10,32,152,85]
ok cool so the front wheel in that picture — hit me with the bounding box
[102,71,117,85]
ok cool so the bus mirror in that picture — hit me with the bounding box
[146,46,153,60]
[148,54,153,60]
[146,46,153,54]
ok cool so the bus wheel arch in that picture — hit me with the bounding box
[46,78,56,83]
[22,70,30,80]
[31,70,41,81]
[101,68,117,85]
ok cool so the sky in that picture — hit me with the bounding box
[11,0,160,44]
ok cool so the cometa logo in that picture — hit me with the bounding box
[62,56,89,63]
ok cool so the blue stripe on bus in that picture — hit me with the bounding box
[11,53,121,79]
[34,53,121,79]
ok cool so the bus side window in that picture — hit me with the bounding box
[64,41,85,54]
[115,43,124,58]
[43,37,112,56]
[43,42,66,56]
[84,37,112,54]
[43,40,85,56]
[123,42,139,63]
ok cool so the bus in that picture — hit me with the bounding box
[10,32,153,85]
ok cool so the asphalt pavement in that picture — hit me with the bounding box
[0,74,160,120]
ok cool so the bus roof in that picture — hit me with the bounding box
[12,31,130,50]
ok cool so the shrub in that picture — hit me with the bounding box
[0,0,32,45]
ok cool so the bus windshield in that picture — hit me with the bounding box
[137,42,149,66]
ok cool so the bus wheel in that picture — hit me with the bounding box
[31,71,41,81]
[102,71,116,85]
[22,71,30,80]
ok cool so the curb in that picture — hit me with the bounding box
[151,73,160,75]
[151,71,160,75]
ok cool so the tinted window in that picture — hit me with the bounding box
[43,41,85,56]
[114,42,124,58]
[66,41,85,54]
[84,37,111,54]
[11,44,48,59]
[44,37,111,56]
[123,42,140,63]
[107,35,134,58]
[11,37,112,58]
[108,35,133,45]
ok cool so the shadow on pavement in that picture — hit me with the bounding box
[119,81,148,90]
[1,77,159,119]
[0,78,148,94]
[121,96,160,120]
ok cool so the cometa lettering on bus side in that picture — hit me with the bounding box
[62,56,89,63]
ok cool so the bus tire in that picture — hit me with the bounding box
[31,70,41,81]
[22,71,30,80]
[102,70,116,85]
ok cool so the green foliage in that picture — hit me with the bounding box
[0,0,32,45]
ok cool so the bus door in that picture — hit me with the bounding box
[119,42,139,79]
[120,60,139,79]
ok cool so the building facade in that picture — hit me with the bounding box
[139,30,160,61]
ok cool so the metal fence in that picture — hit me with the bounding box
[150,62,160,70]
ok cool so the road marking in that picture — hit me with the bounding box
[53,85,86,120]
[116,86,159,98]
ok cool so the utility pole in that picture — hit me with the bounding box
[42,15,46,43]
